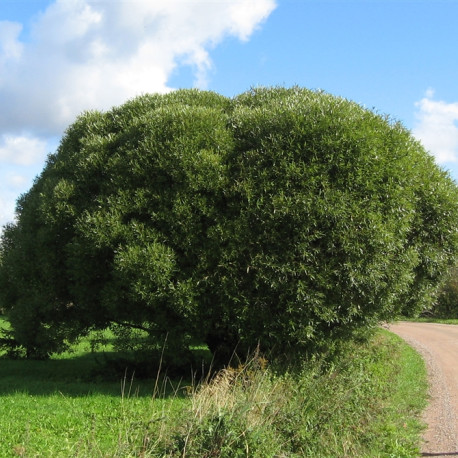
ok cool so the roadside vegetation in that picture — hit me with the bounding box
[402,317,458,325]
[425,265,458,319]
[0,322,427,457]
[400,265,458,323]
[1,87,457,365]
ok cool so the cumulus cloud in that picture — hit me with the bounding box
[0,193,17,229]
[0,134,48,166]
[413,89,458,164]
[6,173,28,189]
[0,21,23,64]
[0,0,277,135]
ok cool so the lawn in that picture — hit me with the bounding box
[0,323,189,457]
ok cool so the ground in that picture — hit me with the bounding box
[390,322,458,457]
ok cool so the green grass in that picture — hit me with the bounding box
[399,316,458,325]
[156,329,427,457]
[0,325,188,457]
[0,390,186,457]
[0,321,428,457]
[363,330,429,456]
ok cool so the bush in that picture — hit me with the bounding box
[1,87,457,363]
[429,266,458,318]
[203,87,458,358]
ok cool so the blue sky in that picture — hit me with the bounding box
[1,0,458,228]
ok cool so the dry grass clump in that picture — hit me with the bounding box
[166,353,290,457]
[145,332,426,457]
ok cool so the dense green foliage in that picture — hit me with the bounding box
[0,87,457,361]
[429,266,458,318]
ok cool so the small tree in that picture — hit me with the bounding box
[1,89,232,361]
[430,266,458,318]
[200,88,458,359]
[0,87,457,364]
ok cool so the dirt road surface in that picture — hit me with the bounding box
[389,322,458,457]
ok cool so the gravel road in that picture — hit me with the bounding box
[389,322,458,457]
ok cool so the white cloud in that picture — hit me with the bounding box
[0,0,277,135]
[0,134,48,166]
[0,21,23,62]
[413,89,458,164]
[0,192,17,230]
[6,174,28,189]
[228,1,274,41]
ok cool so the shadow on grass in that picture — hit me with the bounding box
[0,351,201,398]
[421,453,458,456]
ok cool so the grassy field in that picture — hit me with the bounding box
[0,320,428,457]
[0,325,189,457]
[400,317,458,325]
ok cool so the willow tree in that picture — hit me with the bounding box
[1,87,457,363]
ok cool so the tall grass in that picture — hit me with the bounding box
[0,325,427,457]
[400,316,458,325]
[148,329,427,457]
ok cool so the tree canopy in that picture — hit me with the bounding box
[1,87,457,362]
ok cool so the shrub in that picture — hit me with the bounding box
[429,266,458,318]
[0,87,457,362]
[204,87,458,357]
